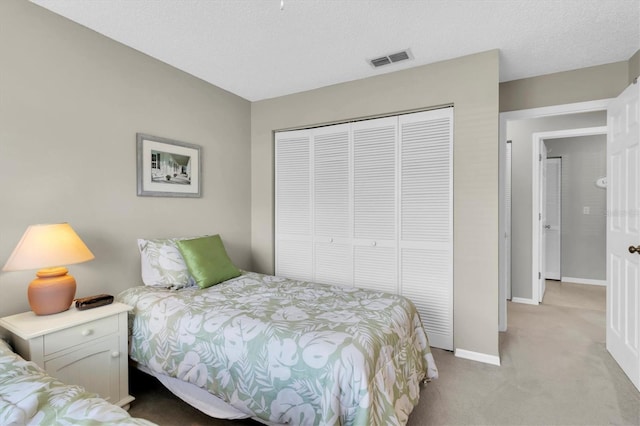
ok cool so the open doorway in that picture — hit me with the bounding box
[532,127,607,303]
[499,85,640,392]
[498,99,610,331]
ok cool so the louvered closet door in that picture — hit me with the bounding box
[275,130,312,281]
[275,108,454,350]
[313,124,353,287]
[352,117,398,293]
[399,108,453,350]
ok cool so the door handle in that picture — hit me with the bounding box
[544,225,551,229]
[629,245,640,254]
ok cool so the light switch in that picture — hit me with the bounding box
[583,206,590,214]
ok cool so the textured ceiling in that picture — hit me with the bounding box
[31,0,640,101]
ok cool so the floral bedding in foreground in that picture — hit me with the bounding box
[0,340,154,426]
[118,271,438,425]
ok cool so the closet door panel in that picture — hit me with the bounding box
[277,239,313,281]
[276,133,311,236]
[400,110,452,243]
[354,245,397,293]
[399,108,453,350]
[314,125,351,238]
[315,241,353,287]
[275,131,312,280]
[352,117,397,241]
[313,124,352,285]
[352,117,398,293]
[401,247,452,350]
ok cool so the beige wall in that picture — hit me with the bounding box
[629,49,640,83]
[252,51,500,358]
[500,49,640,112]
[500,61,629,112]
[0,0,252,317]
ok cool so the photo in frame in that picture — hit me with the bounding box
[136,133,202,197]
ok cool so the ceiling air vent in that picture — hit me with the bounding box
[368,49,413,68]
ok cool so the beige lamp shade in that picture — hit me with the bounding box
[2,223,95,315]
[3,223,94,271]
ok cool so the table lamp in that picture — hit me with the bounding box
[2,223,95,315]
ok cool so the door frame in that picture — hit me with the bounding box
[532,127,607,304]
[498,99,611,332]
[544,156,562,282]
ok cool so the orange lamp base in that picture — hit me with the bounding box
[28,267,76,316]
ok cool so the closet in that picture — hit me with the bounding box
[275,107,453,350]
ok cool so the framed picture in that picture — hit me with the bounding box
[136,133,202,197]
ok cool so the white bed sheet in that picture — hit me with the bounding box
[136,364,256,421]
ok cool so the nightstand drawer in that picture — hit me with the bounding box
[44,315,118,355]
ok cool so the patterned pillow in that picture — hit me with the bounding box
[137,238,196,289]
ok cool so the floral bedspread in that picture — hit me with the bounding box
[118,271,438,425]
[0,340,154,425]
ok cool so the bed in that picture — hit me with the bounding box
[0,338,154,425]
[118,261,438,425]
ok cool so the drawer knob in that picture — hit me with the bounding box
[81,329,93,337]
[111,351,120,358]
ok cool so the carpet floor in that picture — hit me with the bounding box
[127,281,640,425]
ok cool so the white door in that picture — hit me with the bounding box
[352,116,398,294]
[545,158,562,281]
[398,108,454,351]
[313,124,353,287]
[274,130,313,281]
[538,142,548,302]
[607,82,640,391]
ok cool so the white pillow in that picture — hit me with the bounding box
[138,238,196,289]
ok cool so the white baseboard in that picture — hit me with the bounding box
[511,297,538,305]
[561,276,606,286]
[455,348,501,366]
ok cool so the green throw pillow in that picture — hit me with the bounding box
[176,235,241,289]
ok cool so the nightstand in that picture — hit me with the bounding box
[0,302,134,409]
